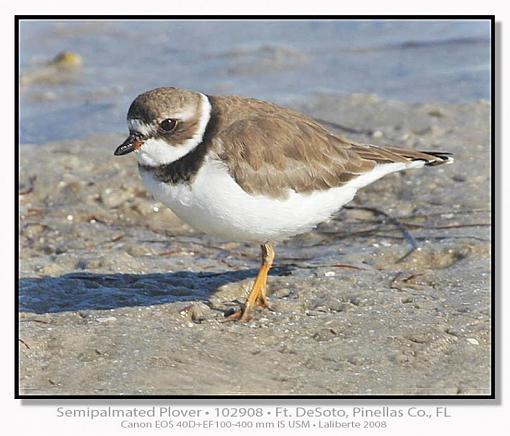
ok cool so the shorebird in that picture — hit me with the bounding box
[114,87,452,321]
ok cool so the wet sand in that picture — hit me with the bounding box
[18,94,491,396]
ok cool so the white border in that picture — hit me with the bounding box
[4,4,506,436]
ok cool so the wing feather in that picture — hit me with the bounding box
[210,96,450,198]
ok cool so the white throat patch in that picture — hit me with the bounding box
[131,93,212,167]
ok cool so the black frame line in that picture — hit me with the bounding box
[15,14,496,400]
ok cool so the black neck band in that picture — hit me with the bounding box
[138,95,218,184]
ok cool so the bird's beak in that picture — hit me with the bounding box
[114,133,143,156]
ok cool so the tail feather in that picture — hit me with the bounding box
[372,146,454,166]
[415,150,454,166]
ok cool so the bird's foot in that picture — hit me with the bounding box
[256,294,270,309]
[222,306,252,323]
[222,297,270,323]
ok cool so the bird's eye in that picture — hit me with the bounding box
[159,118,178,132]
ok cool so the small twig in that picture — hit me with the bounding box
[24,208,44,218]
[88,215,108,224]
[19,175,37,195]
[398,208,490,219]
[396,248,417,263]
[110,234,124,243]
[332,263,366,271]
[337,217,491,230]
[318,225,384,237]
[344,205,419,261]
[337,208,490,223]
[19,339,31,349]
[402,272,425,282]
[401,222,491,230]
[19,318,50,324]
[390,272,427,293]
[369,233,490,243]
[155,250,190,256]
[390,272,404,290]
[282,262,366,271]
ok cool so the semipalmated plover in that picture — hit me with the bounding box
[114,87,452,322]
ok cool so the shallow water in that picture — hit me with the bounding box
[19,19,491,144]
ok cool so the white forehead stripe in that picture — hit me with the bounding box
[170,106,197,122]
[133,93,212,167]
[128,119,152,136]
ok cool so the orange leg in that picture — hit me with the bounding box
[225,243,275,322]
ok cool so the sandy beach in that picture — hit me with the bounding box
[19,93,491,396]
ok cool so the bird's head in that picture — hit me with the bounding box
[114,87,211,166]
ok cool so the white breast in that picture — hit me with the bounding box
[140,157,424,243]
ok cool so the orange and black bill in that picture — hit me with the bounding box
[114,133,143,156]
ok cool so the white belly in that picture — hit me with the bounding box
[140,157,423,243]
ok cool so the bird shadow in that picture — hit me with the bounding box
[18,266,294,314]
